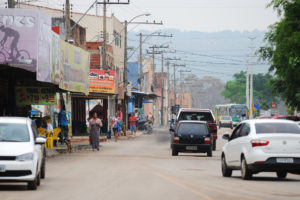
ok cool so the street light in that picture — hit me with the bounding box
[122,13,151,132]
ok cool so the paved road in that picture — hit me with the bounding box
[1,128,300,200]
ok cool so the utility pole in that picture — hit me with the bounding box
[246,59,250,110]
[139,33,143,91]
[97,0,130,70]
[7,0,15,8]
[65,0,71,41]
[172,64,186,105]
[161,52,164,126]
[249,37,256,119]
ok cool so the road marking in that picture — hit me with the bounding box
[156,172,262,200]
[156,172,214,200]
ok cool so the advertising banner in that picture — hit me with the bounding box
[89,69,116,94]
[16,86,57,105]
[51,32,60,84]
[59,39,90,95]
[0,9,39,71]
[36,11,52,83]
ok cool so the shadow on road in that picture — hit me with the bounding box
[0,184,27,191]
[230,176,300,182]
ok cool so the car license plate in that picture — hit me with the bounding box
[0,165,5,172]
[186,146,197,151]
[276,158,294,163]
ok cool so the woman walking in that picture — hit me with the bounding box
[111,113,119,142]
[89,112,102,151]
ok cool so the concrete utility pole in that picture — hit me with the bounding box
[161,52,164,125]
[246,59,250,110]
[7,0,15,8]
[139,33,143,91]
[172,64,186,105]
[249,37,256,119]
[123,20,128,93]
[65,0,71,41]
[97,0,130,70]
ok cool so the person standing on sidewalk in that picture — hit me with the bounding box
[129,113,138,135]
[59,106,70,145]
[111,113,119,142]
[88,112,102,151]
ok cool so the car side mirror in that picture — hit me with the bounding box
[36,137,46,144]
[222,134,230,140]
[169,128,174,132]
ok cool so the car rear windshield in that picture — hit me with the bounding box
[255,123,300,134]
[178,112,213,122]
[0,123,30,142]
[221,116,231,120]
[177,123,209,135]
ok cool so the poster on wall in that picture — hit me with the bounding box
[0,9,39,71]
[16,86,57,105]
[36,11,52,83]
[89,69,116,94]
[59,40,90,95]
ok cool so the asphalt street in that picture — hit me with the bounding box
[1,127,300,200]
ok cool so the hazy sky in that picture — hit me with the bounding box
[14,0,279,32]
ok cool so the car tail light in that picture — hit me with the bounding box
[204,137,211,144]
[173,137,179,143]
[251,139,269,147]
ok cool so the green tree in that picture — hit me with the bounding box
[259,0,300,110]
[221,71,277,110]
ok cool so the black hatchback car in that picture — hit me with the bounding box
[170,121,213,157]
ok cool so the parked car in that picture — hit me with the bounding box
[221,119,300,180]
[174,108,218,150]
[219,116,233,129]
[170,121,213,157]
[0,117,46,190]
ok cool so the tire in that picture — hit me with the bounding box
[207,147,212,157]
[241,157,252,180]
[276,171,287,179]
[219,124,221,129]
[41,155,46,179]
[212,139,216,151]
[221,155,232,177]
[27,176,38,190]
[230,125,233,129]
[36,173,41,186]
[172,149,178,156]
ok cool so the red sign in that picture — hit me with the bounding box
[272,102,276,109]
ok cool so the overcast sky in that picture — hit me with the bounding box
[14,0,278,32]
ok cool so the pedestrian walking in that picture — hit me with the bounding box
[116,116,123,136]
[129,113,138,135]
[88,112,102,151]
[58,106,70,145]
[111,113,119,142]
[239,114,247,122]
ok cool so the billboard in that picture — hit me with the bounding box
[59,40,90,95]
[0,9,40,71]
[51,32,60,84]
[89,69,116,94]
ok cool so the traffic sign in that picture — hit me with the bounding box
[254,100,259,110]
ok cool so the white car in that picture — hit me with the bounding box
[0,117,46,190]
[221,119,300,180]
[219,116,233,129]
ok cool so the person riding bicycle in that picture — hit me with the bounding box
[0,25,20,60]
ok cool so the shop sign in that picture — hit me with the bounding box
[89,69,116,94]
[59,40,90,95]
[16,86,57,105]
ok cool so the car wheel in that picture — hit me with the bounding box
[207,147,212,157]
[36,173,41,186]
[212,139,216,151]
[172,149,178,156]
[27,176,38,190]
[241,157,252,180]
[221,155,232,177]
[219,124,221,129]
[41,157,46,179]
[230,125,233,129]
[276,171,287,179]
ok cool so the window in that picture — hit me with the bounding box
[178,112,214,122]
[239,123,250,137]
[177,123,208,135]
[255,123,300,134]
[230,124,243,141]
[0,123,30,142]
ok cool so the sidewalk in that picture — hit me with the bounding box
[46,130,144,158]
